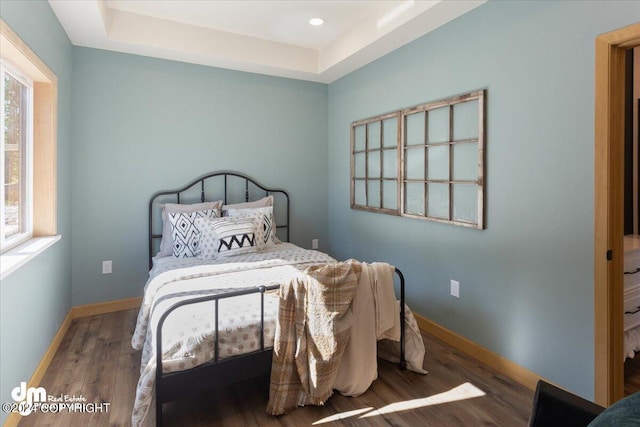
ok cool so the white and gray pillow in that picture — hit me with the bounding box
[221,195,273,213]
[225,206,276,249]
[196,216,260,259]
[168,208,219,258]
[157,200,223,257]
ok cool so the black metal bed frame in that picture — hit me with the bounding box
[149,170,290,270]
[147,171,405,426]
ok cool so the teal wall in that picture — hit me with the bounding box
[3,0,640,418]
[327,0,640,400]
[0,1,73,425]
[70,48,328,305]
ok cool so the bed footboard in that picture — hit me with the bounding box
[154,268,406,426]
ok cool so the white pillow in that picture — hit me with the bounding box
[157,201,222,257]
[225,206,276,249]
[196,215,260,259]
[168,208,219,258]
[222,195,273,212]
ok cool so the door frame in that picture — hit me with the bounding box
[594,22,640,406]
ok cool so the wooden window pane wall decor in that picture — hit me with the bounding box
[402,90,485,228]
[351,89,485,229]
[351,111,401,214]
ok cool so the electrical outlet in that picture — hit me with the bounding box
[312,239,318,249]
[450,280,460,298]
[102,260,112,274]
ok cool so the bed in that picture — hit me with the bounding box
[131,171,409,427]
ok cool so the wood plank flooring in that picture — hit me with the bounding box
[19,309,533,427]
[625,352,640,396]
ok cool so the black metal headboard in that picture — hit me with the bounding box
[148,171,290,269]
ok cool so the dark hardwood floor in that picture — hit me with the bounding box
[19,309,534,427]
[625,352,640,396]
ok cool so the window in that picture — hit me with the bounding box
[351,90,485,229]
[1,60,33,250]
[0,19,57,262]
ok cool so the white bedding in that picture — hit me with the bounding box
[131,243,335,427]
[625,325,640,360]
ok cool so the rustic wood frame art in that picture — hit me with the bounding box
[350,111,402,215]
[351,89,486,229]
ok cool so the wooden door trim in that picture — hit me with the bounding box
[594,22,640,407]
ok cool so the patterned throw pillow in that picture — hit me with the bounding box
[168,209,218,257]
[158,200,223,257]
[196,216,259,259]
[196,217,221,259]
[225,206,276,249]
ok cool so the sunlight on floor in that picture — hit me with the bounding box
[361,382,486,418]
[313,382,486,425]
[312,407,374,424]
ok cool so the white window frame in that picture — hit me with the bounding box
[1,58,34,252]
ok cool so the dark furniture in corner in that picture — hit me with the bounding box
[530,379,640,426]
[528,380,604,427]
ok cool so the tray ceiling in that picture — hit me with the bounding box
[49,0,485,83]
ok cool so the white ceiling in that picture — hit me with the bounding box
[48,0,485,83]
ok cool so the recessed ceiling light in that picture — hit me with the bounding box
[309,18,324,26]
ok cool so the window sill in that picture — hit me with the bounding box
[0,235,61,280]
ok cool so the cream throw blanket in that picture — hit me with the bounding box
[333,261,400,396]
